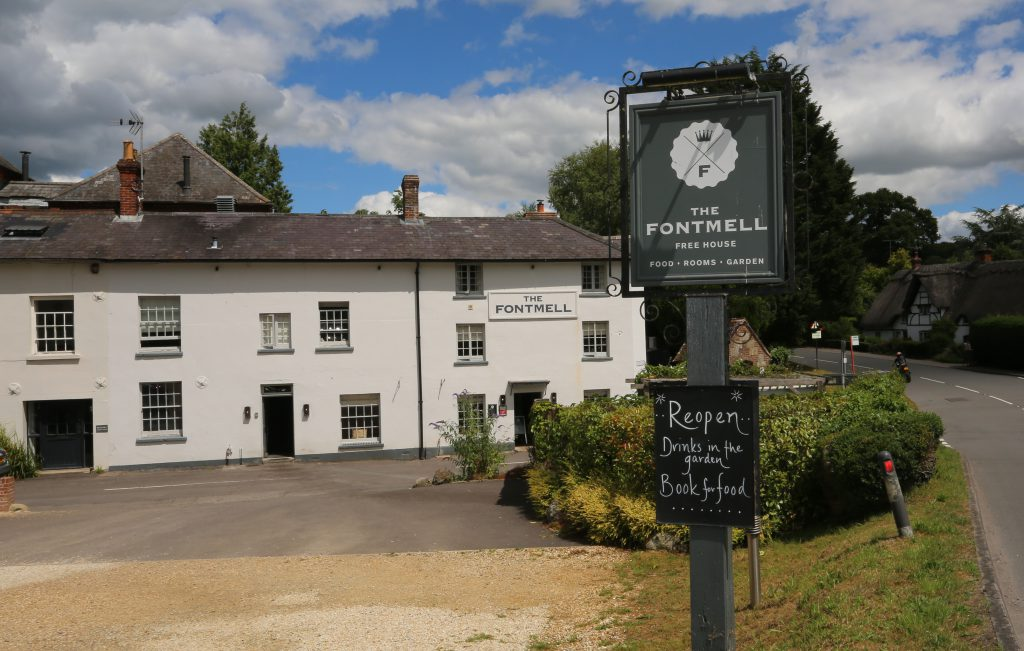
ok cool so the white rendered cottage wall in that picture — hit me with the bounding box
[0,258,644,470]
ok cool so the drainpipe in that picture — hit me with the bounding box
[415,261,425,459]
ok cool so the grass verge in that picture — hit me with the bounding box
[584,447,999,649]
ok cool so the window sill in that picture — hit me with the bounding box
[580,291,608,298]
[339,441,383,450]
[136,436,187,445]
[315,345,354,354]
[257,348,295,355]
[135,350,183,360]
[582,356,613,362]
[453,293,485,300]
[454,360,488,367]
[26,353,80,364]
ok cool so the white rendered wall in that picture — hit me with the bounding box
[0,259,645,469]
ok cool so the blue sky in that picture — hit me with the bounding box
[2,0,1022,240]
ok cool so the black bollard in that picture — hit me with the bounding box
[877,451,913,538]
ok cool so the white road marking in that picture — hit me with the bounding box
[104,479,279,492]
[920,377,945,384]
[989,395,1014,405]
[955,385,980,394]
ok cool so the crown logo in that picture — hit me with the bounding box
[695,128,714,143]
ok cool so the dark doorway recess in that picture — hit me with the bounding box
[262,385,294,457]
[513,392,543,447]
[26,399,93,469]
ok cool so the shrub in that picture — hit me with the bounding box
[819,410,942,518]
[769,345,791,365]
[971,315,1024,370]
[432,393,505,480]
[0,425,39,480]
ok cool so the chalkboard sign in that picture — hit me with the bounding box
[652,381,759,527]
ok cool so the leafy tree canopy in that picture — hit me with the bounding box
[199,102,293,213]
[547,140,620,236]
[954,205,1024,260]
[851,188,938,266]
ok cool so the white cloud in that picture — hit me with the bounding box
[976,19,1023,47]
[321,37,379,60]
[502,19,539,47]
[353,190,502,216]
[935,210,980,241]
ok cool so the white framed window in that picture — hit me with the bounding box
[455,263,483,295]
[340,393,381,446]
[139,297,181,350]
[456,324,486,362]
[582,321,610,358]
[260,313,292,350]
[584,389,611,400]
[141,382,183,435]
[457,393,486,431]
[319,302,350,347]
[581,264,606,292]
[33,297,75,353]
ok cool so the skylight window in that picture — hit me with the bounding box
[2,223,48,238]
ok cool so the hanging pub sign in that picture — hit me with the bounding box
[652,381,759,528]
[630,92,786,287]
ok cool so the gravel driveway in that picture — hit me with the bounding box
[1,546,628,650]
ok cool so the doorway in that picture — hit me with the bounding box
[25,399,93,469]
[513,392,543,446]
[261,385,294,457]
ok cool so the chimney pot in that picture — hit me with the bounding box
[976,248,993,264]
[401,174,420,221]
[117,145,142,217]
[19,151,30,180]
[122,140,135,161]
[536,199,545,212]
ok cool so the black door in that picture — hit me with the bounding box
[513,392,543,446]
[27,400,93,469]
[262,386,294,457]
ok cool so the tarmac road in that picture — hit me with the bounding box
[795,347,1024,650]
[0,453,575,565]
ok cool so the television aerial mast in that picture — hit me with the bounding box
[117,110,144,210]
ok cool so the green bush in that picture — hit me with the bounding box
[432,393,505,480]
[0,425,39,480]
[971,315,1024,370]
[769,346,791,365]
[819,410,943,518]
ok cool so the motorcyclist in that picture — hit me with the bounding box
[894,351,907,368]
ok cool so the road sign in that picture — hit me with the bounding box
[811,331,822,340]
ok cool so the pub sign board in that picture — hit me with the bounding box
[652,381,759,528]
[630,92,785,287]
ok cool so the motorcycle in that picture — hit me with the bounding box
[894,358,911,382]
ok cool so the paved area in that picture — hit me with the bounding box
[1,451,577,564]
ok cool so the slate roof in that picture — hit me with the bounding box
[50,133,271,210]
[0,153,21,177]
[0,211,617,262]
[0,180,75,200]
[861,260,1024,328]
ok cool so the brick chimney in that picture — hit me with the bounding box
[524,199,557,219]
[401,174,420,221]
[117,140,141,217]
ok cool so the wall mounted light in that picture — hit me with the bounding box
[303,404,310,417]
[551,392,558,404]
[243,406,251,419]
[90,262,100,274]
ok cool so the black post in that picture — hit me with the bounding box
[686,294,735,650]
[877,451,913,538]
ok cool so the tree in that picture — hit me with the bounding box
[851,189,938,265]
[547,141,620,235]
[954,205,1024,260]
[198,102,293,213]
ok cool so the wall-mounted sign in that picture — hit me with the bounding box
[630,92,786,286]
[652,382,759,528]
[488,291,577,320]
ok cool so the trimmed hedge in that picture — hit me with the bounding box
[971,315,1024,370]
[527,371,941,548]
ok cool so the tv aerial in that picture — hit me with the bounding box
[116,110,145,207]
